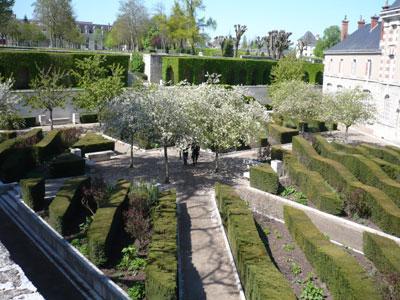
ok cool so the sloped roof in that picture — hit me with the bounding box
[299,31,317,46]
[390,0,400,9]
[325,23,382,54]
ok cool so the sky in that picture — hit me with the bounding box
[13,0,385,41]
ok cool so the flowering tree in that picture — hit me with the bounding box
[323,88,376,142]
[0,77,22,129]
[270,80,323,133]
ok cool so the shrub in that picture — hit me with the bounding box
[215,184,295,299]
[284,206,381,300]
[79,114,98,124]
[87,180,130,266]
[72,132,114,156]
[49,153,85,178]
[20,177,45,211]
[360,143,400,165]
[60,127,83,148]
[0,131,17,142]
[250,163,279,194]
[146,190,178,300]
[292,136,400,237]
[314,136,400,207]
[271,145,291,160]
[33,130,62,162]
[386,145,400,156]
[48,176,89,235]
[0,50,130,89]
[284,155,343,215]
[268,123,299,145]
[131,52,145,73]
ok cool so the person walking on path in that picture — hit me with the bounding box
[183,147,189,165]
[191,144,200,166]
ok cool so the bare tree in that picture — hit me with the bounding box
[254,36,265,55]
[266,30,292,59]
[214,35,226,56]
[297,39,305,57]
[234,24,247,57]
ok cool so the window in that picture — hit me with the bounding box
[339,59,344,74]
[389,46,395,58]
[329,59,333,72]
[384,95,391,119]
[326,83,332,91]
[366,60,372,79]
[337,85,343,91]
[352,59,357,75]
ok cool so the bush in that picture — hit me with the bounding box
[271,145,291,160]
[0,131,17,142]
[49,153,85,178]
[284,206,381,300]
[360,144,400,165]
[72,133,114,156]
[215,184,295,300]
[33,130,62,162]
[268,123,299,145]
[250,163,279,194]
[386,145,400,156]
[131,52,145,73]
[284,155,343,215]
[60,127,83,148]
[162,56,324,85]
[20,177,45,211]
[292,136,400,237]
[0,50,130,89]
[314,136,400,207]
[79,114,98,124]
[146,190,178,300]
[48,176,89,235]
[87,180,130,266]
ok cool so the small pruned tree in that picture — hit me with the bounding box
[27,66,69,130]
[234,24,247,57]
[0,76,23,129]
[214,35,226,56]
[223,36,234,57]
[323,88,376,142]
[270,53,305,84]
[254,36,265,56]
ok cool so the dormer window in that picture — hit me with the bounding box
[389,46,395,58]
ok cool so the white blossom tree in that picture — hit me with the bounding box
[0,78,22,129]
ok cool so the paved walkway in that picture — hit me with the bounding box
[93,148,257,300]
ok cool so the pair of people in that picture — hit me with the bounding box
[183,144,200,166]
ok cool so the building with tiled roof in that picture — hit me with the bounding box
[296,31,319,58]
[323,1,400,144]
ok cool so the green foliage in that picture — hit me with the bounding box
[271,54,305,84]
[313,25,341,58]
[271,145,291,160]
[300,278,324,300]
[268,123,299,145]
[72,133,114,156]
[292,136,400,237]
[223,37,234,57]
[215,184,295,300]
[49,153,85,178]
[284,206,381,299]
[131,52,145,73]
[71,237,89,257]
[280,185,308,206]
[283,243,295,252]
[0,51,129,89]
[290,261,302,276]
[250,163,279,194]
[79,114,98,124]
[118,245,147,272]
[34,130,62,162]
[360,143,400,165]
[20,177,45,211]
[128,282,145,300]
[145,190,177,300]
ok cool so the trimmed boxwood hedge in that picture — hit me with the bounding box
[313,136,400,207]
[162,56,324,85]
[49,153,85,178]
[268,124,299,145]
[215,183,295,300]
[284,155,343,215]
[0,50,130,89]
[386,145,400,156]
[79,114,98,124]
[34,130,62,162]
[0,131,17,142]
[292,136,400,237]
[48,176,89,235]
[284,206,381,300]
[87,179,130,266]
[271,145,291,160]
[20,177,45,211]
[146,190,178,300]
[250,163,279,194]
[360,144,400,165]
[72,133,114,156]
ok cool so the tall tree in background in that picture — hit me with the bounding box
[214,35,226,56]
[314,25,340,58]
[241,35,248,50]
[0,0,15,29]
[266,30,292,59]
[254,36,264,55]
[234,24,247,57]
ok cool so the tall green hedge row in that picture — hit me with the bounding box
[284,155,343,215]
[215,183,295,300]
[360,144,400,165]
[49,153,86,178]
[292,136,400,237]
[313,136,400,207]
[162,56,324,85]
[0,51,130,89]
[34,130,62,162]
[48,176,89,235]
[268,124,299,145]
[20,177,45,211]
[146,190,178,300]
[284,206,381,300]
[249,163,279,194]
[87,179,130,266]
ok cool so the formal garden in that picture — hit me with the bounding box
[0,48,400,300]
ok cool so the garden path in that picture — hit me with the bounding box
[92,148,258,300]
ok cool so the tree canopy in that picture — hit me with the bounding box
[314,25,341,58]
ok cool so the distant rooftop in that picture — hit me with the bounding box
[390,0,400,9]
[299,31,317,46]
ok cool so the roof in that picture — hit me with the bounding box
[325,22,382,55]
[299,31,317,46]
[390,0,400,9]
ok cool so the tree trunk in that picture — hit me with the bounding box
[345,126,350,143]
[215,151,219,172]
[164,145,170,184]
[235,42,239,57]
[49,109,54,130]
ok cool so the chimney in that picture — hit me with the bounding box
[341,16,349,41]
[358,16,366,29]
[371,15,379,29]
[382,0,390,10]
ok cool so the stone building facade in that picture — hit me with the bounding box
[323,1,400,144]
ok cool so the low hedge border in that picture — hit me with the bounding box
[284,155,343,215]
[20,177,45,211]
[360,144,400,165]
[48,176,89,235]
[268,124,299,145]
[314,136,400,207]
[292,136,400,237]
[87,179,130,266]
[215,183,295,300]
[146,190,178,300]
[249,163,279,194]
[34,130,62,162]
[271,145,291,161]
[79,114,98,124]
[0,131,17,142]
[284,206,381,299]
[49,153,86,178]
[386,145,400,156]
[72,133,115,156]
